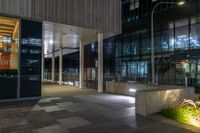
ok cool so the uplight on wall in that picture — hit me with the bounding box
[129,88,137,92]
[178,1,185,5]
[49,40,54,45]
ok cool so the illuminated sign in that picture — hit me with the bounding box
[0,52,16,69]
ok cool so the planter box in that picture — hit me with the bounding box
[106,81,195,116]
[136,87,195,116]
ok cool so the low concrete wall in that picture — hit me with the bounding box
[106,81,137,96]
[106,81,157,96]
[136,87,195,116]
[106,81,195,116]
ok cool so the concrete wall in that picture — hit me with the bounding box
[0,0,121,34]
[136,87,195,116]
[106,81,140,96]
[105,81,192,96]
[106,81,195,116]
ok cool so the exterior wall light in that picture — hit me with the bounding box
[49,40,54,45]
[129,88,137,92]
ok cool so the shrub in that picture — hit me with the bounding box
[160,99,200,127]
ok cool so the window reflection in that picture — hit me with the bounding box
[175,20,189,50]
[104,15,200,88]
[190,23,200,49]
[20,19,42,97]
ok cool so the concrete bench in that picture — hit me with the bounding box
[135,87,195,116]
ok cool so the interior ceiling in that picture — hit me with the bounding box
[0,17,19,48]
[0,17,19,38]
[43,21,98,57]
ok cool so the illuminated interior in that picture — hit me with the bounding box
[0,16,19,69]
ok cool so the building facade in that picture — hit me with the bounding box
[0,0,122,100]
[103,0,200,93]
[43,0,200,94]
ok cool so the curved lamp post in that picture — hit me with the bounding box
[151,1,185,84]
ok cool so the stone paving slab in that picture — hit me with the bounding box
[0,94,196,133]
[0,118,28,129]
[32,125,69,133]
[58,116,91,129]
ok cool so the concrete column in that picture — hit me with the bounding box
[59,35,63,85]
[79,41,84,88]
[51,43,55,83]
[98,33,103,93]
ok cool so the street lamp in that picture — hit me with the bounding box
[151,1,185,84]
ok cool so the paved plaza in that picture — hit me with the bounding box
[0,93,195,133]
[42,83,97,97]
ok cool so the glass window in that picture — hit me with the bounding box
[130,0,139,10]
[122,36,130,56]
[0,16,19,99]
[130,32,139,55]
[20,19,42,97]
[138,61,148,78]
[115,38,122,57]
[162,23,174,52]
[141,30,150,54]
[190,24,200,49]
[154,31,162,53]
[190,16,200,49]
[175,19,189,50]
[129,62,137,80]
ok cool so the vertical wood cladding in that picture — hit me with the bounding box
[0,0,121,33]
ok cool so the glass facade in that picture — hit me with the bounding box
[42,0,200,94]
[122,0,199,23]
[0,17,19,99]
[84,43,98,89]
[0,16,42,99]
[104,15,200,92]
[58,14,200,93]
[44,43,98,89]
[44,51,80,86]
[20,20,42,97]
[63,52,79,86]
[44,57,52,81]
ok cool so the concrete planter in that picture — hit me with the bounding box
[136,87,195,116]
[106,81,195,116]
